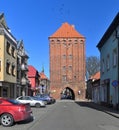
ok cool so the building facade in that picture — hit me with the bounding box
[39,70,50,94]
[28,65,40,96]
[97,12,119,109]
[17,40,29,97]
[0,13,17,98]
[49,22,86,100]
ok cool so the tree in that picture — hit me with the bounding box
[86,56,100,78]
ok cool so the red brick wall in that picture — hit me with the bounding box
[49,38,86,100]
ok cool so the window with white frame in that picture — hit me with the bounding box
[113,49,117,67]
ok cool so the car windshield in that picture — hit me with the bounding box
[8,99,21,105]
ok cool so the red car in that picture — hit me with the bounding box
[0,97,33,127]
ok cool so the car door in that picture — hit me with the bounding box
[24,96,35,106]
[17,96,27,104]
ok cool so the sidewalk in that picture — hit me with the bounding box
[90,101,119,118]
[75,100,119,119]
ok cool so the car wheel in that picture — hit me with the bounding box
[0,113,14,127]
[35,103,41,108]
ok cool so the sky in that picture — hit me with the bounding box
[0,0,119,78]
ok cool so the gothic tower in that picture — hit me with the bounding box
[49,22,86,100]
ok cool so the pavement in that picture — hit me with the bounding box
[75,100,119,119]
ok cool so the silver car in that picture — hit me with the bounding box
[16,96,46,108]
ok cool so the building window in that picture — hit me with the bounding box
[57,40,60,44]
[69,54,72,59]
[62,75,67,82]
[113,49,117,67]
[80,39,84,44]
[11,64,16,76]
[3,88,8,97]
[6,41,11,55]
[63,54,66,59]
[106,54,110,70]
[11,46,16,58]
[69,65,72,70]
[63,43,66,47]
[6,61,11,74]
[102,59,105,73]
[62,66,66,71]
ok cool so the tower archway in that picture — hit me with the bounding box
[61,87,75,100]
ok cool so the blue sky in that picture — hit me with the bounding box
[0,0,119,78]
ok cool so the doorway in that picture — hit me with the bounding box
[61,87,75,100]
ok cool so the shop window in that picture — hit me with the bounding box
[3,88,8,97]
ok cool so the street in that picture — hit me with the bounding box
[0,100,119,130]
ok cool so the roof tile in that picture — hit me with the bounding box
[50,22,84,38]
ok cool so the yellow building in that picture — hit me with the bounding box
[0,13,17,98]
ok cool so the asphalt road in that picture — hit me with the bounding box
[29,100,119,130]
[1,100,119,130]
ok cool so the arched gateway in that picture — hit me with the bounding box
[61,87,75,100]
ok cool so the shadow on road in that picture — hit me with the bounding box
[16,116,34,125]
[75,101,119,118]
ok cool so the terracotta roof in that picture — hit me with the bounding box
[28,65,37,77]
[39,72,48,80]
[90,71,100,80]
[49,22,84,38]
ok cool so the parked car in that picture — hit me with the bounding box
[0,97,33,127]
[32,96,50,105]
[33,95,52,104]
[35,94,56,104]
[16,96,46,108]
[61,94,72,100]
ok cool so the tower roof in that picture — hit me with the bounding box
[49,22,84,38]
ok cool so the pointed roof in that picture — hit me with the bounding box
[39,71,48,80]
[49,22,84,38]
[0,13,7,27]
[28,65,38,77]
[90,71,100,80]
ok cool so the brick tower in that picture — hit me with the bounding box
[49,22,86,100]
